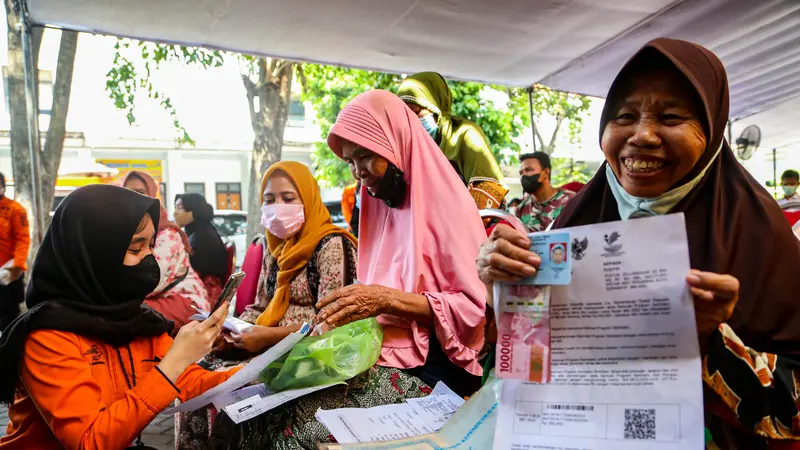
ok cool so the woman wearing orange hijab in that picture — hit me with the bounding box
[177,161,358,449]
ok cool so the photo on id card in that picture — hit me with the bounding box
[519,231,571,285]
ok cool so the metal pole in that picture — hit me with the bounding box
[527,86,538,152]
[773,148,777,199]
[19,9,44,243]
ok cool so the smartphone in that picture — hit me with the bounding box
[211,271,246,312]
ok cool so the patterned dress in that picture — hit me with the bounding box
[144,227,209,330]
[703,324,800,449]
[516,189,576,232]
[176,234,359,449]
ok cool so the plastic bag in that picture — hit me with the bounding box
[260,318,383,392]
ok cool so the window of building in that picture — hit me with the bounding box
[184,183,205,197]
[216,182,242,210]
[2,67,53,115]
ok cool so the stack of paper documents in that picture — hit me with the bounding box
[316,382,465,444]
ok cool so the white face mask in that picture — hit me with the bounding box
[261,204,305,240]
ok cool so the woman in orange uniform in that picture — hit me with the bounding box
[0,184,238,449]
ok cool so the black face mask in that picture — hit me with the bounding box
[109,254,161,303]
[521,174,543,194]
[368,164,407,208]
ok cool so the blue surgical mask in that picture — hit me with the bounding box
[419,114,439,139]
[783,185,798,197]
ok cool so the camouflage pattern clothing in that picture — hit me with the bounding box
[516,189,576,232]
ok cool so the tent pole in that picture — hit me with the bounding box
[773,148,777,199]
[527,86,537,152]
[19,0,44,243]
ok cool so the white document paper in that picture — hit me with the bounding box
[493,214,704,450]
[316,382,465,444]
[161,323,310,415]
[221,383,340,424]
[318,378,501,450]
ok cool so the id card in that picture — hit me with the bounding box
[520,231,571,285]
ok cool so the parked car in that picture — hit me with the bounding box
[324,200,348,229]
[212,210,247,268]
[212,203,347,269]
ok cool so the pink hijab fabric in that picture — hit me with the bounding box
[328,90,487,376]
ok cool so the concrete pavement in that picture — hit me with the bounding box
[0,404,175,449]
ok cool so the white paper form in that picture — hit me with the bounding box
[493,214,704,450]
[220,383,340,424]
[316,382,465,444]
[161,323,310,415]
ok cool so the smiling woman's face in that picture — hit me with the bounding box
[602,67,707,198]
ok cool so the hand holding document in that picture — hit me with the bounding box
[162,323,310,415]
[493,214,704,450]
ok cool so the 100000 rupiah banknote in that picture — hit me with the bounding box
[495,284,551,383]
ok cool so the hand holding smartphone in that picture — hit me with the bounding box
[212,271,246,313]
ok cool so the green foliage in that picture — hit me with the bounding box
[530,84,592,153]
[105,39,225,145]
[448,82,529,164]
[551,157,593,186]
[302,65,402,187]
[303,67,531,187]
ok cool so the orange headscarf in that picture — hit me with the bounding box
[255,161,357,327]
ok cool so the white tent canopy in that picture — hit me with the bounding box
[26,0,800,150]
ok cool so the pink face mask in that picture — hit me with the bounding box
[261,204,305,240]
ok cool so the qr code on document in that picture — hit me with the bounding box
[624,408,656,440]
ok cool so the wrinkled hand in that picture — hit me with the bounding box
[686,270,738,343]
[231,326,274,353]
[477,224,540,285]
[315,284,394,329]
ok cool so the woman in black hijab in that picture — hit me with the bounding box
[0,185,233,449]
[174,193,228,292]
[477,38,800,449]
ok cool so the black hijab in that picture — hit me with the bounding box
[176,193,228,280]
[0,185,173,404]
[554,38,800,355]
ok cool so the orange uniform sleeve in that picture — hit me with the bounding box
[22,331,239,450]
[21,330,182,450]
[10,203,29,271]
[152,334,242,401]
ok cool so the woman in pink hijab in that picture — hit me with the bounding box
[210,90,487,450]
[319,89,488,389]
[122,171,210,329]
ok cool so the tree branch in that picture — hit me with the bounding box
[548,115,564,151]
[533,125,546,152]
[296,64,308,94]
[42,30,78,208]
[241,74,259,129]
[272,60,292,79]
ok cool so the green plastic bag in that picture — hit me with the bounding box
[260,318,383,392]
